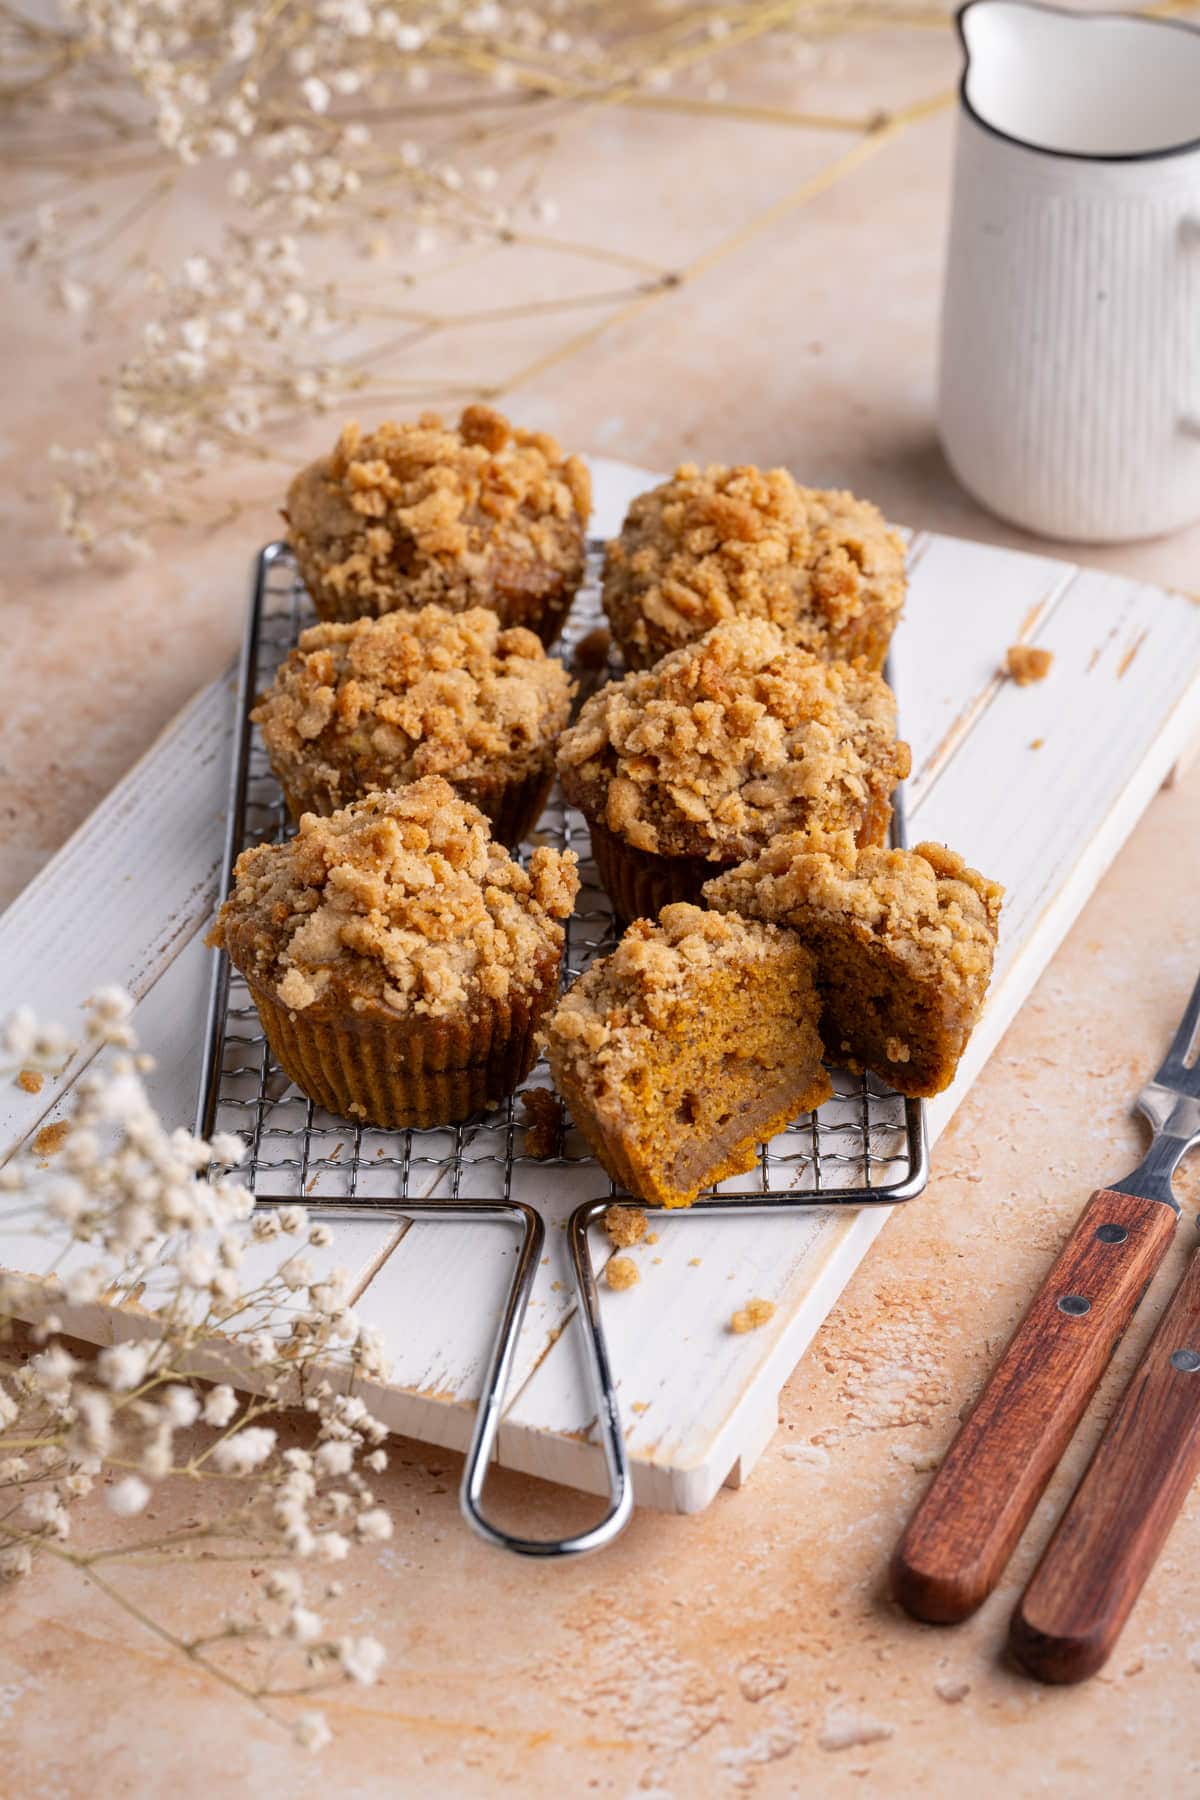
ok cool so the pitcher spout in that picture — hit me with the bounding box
[957,0,1200,161]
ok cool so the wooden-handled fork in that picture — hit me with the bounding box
[1010,1228,1200,1681]
[891,969,1200,1627]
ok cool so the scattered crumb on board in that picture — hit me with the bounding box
[16,1069,44,1095]
[519,1088,563,1159]
[1005,644,1053,685]
[33,1121,70,1158]
[731,1298,776,1334]
[738,1660,788,1703]
[688,1257,702,1268]
[605,1255,640,1291]
[1029,736,1044,750]
[819,1709,895,1753]
[603,1204,647,1248]
[645,1231,659,1245]
[935,1677,971,1704]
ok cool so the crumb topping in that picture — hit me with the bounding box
[1005,644,1053,685]
[285,405,591,618]
[545,902,803,1071]
[603,462,905,662]
[208,777,578,1018]
[556,618,909,858]
[253,605,573,806]
[605,1255,640,1291]
[603,1204,647,1248]
[704,837,1002,989]
[730,1298,776,1334]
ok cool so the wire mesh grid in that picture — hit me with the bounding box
[198,542,924,1207]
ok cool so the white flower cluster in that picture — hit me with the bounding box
[0,992,393,1752]
[10,0,758,560]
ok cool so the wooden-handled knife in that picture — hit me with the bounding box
[891,969,1200,1625]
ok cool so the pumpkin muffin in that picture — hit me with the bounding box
[704,836,1002,1098]
[285,404,591,645]
[603,463,906,671]
[253,605,573,847]
[543,904,831,1208]
[555,618,910,920]
[207,777,579,1128]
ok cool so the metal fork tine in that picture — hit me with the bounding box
[1154,968,1200,1090]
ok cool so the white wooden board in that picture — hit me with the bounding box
[4,457,1200,1517]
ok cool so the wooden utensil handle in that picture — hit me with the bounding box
[891,1189,1176,1624]
[1010,1243,1200,1683]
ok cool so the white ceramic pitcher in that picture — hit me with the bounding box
[938,0,1200,542]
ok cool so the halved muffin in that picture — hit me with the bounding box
[207,777,579,1128]
[556,618,910,920]
[543,904,831,1208]
[285,404,591,645]
[704,836,1002,1098]
[253,605,573,847]
[603,463,906,671]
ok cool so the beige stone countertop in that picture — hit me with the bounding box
[3,14,1200,1796]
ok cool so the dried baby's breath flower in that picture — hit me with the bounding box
[8,0,820,558]
[0,992,394,1750]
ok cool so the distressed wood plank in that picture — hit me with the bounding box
[5,468,1200,1515]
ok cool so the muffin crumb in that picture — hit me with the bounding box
[605,1255,640,1291]
[1005,644,1053,685]
[544,904,830,1208]
[603,1204,647,1248]
[731,1297,776,1334]
[16,1069,44,1095]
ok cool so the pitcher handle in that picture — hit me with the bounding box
[1185,217,1200,442]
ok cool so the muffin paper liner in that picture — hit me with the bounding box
[244,959,557,1129]
[295,552,580,649]
[585,802,892,925]
[608,604,897,674]
[585,818,736,923]
[276,754,556,849]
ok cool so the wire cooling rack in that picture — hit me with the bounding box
[197,540,925,1206]
[196,540,927,1558]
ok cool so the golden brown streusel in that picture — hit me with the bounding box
[544,903,831,1208]
[603,1204,647,1249]
[605,1255,640,1292]
[730,1298,776,1334]
[603,463,906,671]
[1005,644,1053,685]
[16,1069,43,1095]
[285,406,591,642]
[556,617,909,863]
[253,605,573,841]
[705,837,1002,1098]
[209,776,578,1020]
[519,1086,564,1160]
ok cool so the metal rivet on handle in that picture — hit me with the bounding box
[1058,1294,1092,1317]
[1170,1348,1200,1374]
[1095,1224,1129,1245]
